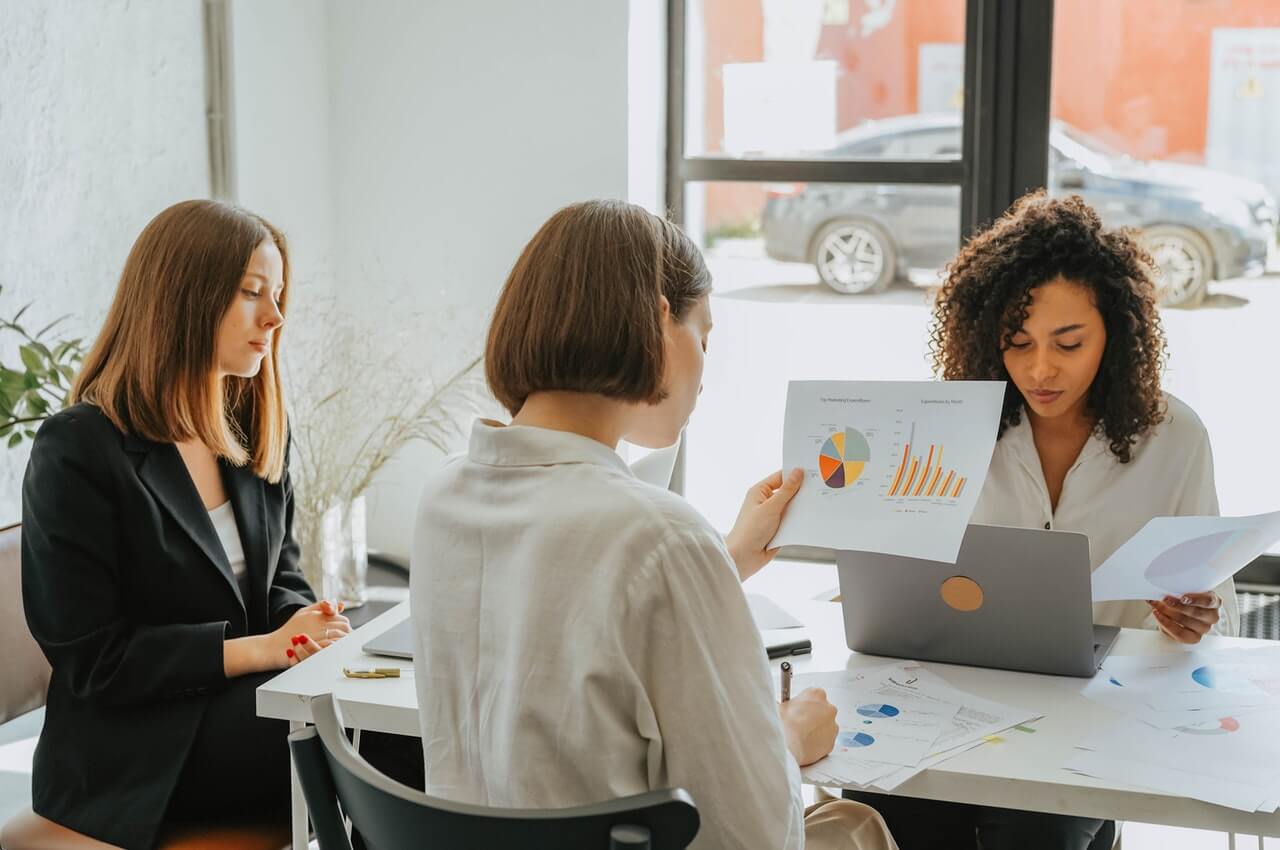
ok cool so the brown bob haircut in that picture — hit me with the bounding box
[485,199,712,415]
[72,199,291,482]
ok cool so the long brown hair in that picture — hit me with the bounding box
[72,200,290,481]
[485,199,712,415]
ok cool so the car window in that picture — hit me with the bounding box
[900,128,963,158]
[834,136,889,158]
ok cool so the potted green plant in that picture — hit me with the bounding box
[0,287,87,448]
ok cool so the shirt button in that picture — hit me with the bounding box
[1044,522,1051,530]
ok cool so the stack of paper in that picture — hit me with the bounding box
[1069,646,1280,812]
[795,662,1043,791]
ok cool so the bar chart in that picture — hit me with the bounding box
[887,423,968,500]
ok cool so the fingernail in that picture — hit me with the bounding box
[291,636,300,645]
[286,649,295,658]
[1181,596,1192,605]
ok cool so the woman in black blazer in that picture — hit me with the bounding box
[20,200,350,849]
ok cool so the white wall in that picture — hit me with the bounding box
[0,0,209,521]
[230,0,335,300]
[232,0,633,559]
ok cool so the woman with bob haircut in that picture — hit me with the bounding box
[11,199,351,850]
[410,199,898,850]
[845,192,1238,850]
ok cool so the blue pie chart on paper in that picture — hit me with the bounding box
[1191,665,1251,690]
[856,703,901,719]
[838,731,876,748]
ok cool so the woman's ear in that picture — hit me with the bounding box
[657,295,671,321]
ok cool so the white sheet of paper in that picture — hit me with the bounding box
[772,380,1005,562]
[1073,712,1280,792]
[1084,651,1278,727]
[1091,510,1280,602]
[1095,647,1280,713]
[866,665,1044,790]
[1065,750,1276,813]
[746,593,804,630]
[795,667,961,769]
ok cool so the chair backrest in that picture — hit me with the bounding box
[0,524,51,725]
[289,693,700,850]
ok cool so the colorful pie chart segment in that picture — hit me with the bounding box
[837,731,876,748]
[856,703,900,719]
[819,428,871,489]
[1176,716,1240,735]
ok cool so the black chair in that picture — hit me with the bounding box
[288,693,700,850]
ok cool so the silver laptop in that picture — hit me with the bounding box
[363,618,416,660]
[837,523,1119,678]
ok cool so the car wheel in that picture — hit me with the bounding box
[1141,225,1213,308]
[811,219,896,295]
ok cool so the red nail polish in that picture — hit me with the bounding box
[286,649,295,658]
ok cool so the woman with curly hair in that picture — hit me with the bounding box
[847,192,1238,850]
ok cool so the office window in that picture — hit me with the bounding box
[673,0,968,533]
[1050,2,1280,530]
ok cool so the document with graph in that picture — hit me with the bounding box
[771,380,1006,562]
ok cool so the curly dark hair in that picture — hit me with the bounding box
[930,192,1168,463]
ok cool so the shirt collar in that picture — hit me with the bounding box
[1002,407,1110,470]
[467,418,634,476]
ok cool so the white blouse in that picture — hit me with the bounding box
[970,394,1239,635]
[410,421,804,850]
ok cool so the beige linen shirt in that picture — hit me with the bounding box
[410,420,805,850]
[970,394,1239,635]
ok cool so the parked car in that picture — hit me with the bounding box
[761,113,1278,306]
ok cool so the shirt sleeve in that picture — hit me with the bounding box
[1167,426,1239,637]
[624,527,804,850]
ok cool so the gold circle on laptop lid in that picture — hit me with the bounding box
[940,576,984,612]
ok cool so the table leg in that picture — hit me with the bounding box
[289,719,308,850]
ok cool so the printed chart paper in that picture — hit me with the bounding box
[1091,510,1280,602]
[1089,647,1280,713]
[773,380,1005,562]
[797,663,1041,789]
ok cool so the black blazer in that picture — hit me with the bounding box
[20,403,315,849]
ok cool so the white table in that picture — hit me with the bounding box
[258,598,1280,849]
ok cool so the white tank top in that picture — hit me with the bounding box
[208,501,248,595]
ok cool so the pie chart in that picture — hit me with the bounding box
[856,703,900,719]
[1176,716,1240,735]
[837,731,876,748]
[818,428,871,489]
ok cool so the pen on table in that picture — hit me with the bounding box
[780,661,792,703]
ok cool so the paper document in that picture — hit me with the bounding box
[796,662,1041,789]
[746,594,803,630]
[1091,646,1280,713]
[1066,711,1280,812]
[796,666,960,768]
[773,380,1005,562]
[1091,510,1280,602]
[1085,649,1280,728]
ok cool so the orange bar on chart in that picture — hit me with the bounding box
[916,445,936,499]
[889,444,910,496]
[925,464,944,497]
[914,446,938,496]
[902,458,921,495]
[951,477,967,499]
[938,470,955,498]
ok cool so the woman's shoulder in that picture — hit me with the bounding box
[33,403,121,447]
[27,404,134,474]
[1149,393,1209,448]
